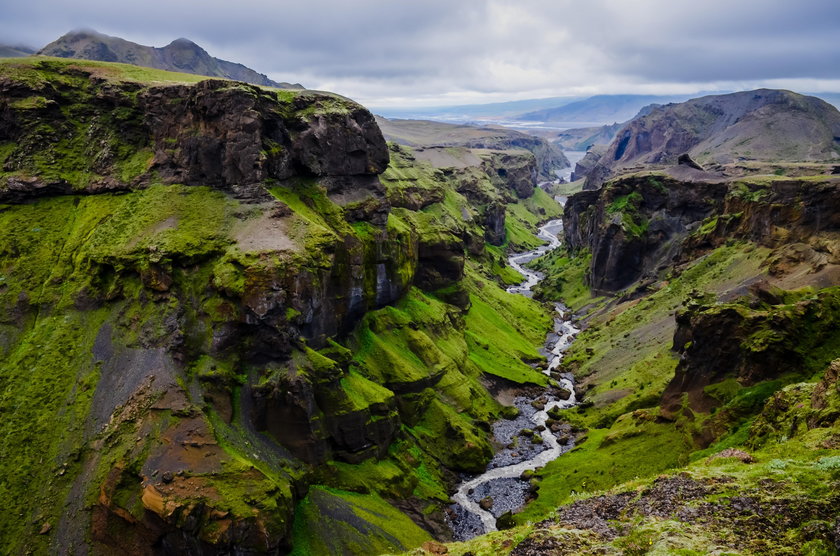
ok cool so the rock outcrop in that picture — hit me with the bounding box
[0,69,386,204]
[564,175,727,292]
[660,287,840,442]
[571,145,607,184]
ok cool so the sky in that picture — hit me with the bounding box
[2,0,840,108]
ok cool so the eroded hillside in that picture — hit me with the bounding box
[0,58,565,554]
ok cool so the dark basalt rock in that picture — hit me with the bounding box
[661,288,840,435]
[1,72,389,203]
[564,172,840,294]
[414,232,466,292]
[139,80,388,198]
[572,145,607,184]
[564,175,727,293]
[482,151,538,199]
[677,153,704,170]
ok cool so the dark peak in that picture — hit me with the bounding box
[58,28,107,41]
[166,37,200,49]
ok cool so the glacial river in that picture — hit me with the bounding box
[448,218,581,540]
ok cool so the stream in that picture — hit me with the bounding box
[448,218,581,540]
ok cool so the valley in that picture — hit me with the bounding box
[0,43,839,556]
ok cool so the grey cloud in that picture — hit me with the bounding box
[1,0,838,106]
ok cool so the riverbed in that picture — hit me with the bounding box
[448,218,580,540]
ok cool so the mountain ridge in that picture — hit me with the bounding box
[575,88,840,188]
[38,29,302,89]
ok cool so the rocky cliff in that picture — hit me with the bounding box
[0,58,559,554]
[564,172,840,293]
[38,29,302,89]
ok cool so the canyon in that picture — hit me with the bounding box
[0,53,839,556]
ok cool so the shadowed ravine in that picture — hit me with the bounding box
[449,216,581,540]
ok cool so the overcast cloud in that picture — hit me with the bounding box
[2,0,839,107]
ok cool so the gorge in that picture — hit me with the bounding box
[450,218,579,540]
[0,52,839,556]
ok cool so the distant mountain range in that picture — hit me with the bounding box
[373,96,586,121]
[36,30,302,89]
[0,45,35,58]
[517,94,705,124]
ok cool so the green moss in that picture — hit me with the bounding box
[0,309,108,550]
[0,56,215,85]
[604,191,649,238]
[290,486,431,556]
[729,181,771,202]
[408,398,492,473]
[529,247,596,311]
[606,191,643,214]
[116,147,153,183]
[323,439,449,502]
[515,412,692,524]
[380,145,447,208]
[463,265,552,386]
[11,95,50,110]
[341,370,394,411]
[485,244,524,285]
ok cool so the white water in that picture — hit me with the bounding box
[450,217,580,535]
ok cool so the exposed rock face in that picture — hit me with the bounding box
[571,145,607,184]
[482,150,538,199]
[564,173,840,293]
[564,175,727,292]
[745,358,840,453]
[661,287,840,428]
[578,89,840,188]
[681,177,840,260]
[250,346,400,464]
[38,29,302,88]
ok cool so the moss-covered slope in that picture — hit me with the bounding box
[0,58,562,554]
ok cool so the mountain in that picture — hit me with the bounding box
[518,93,700,125]
[576,89,840,188]
[0,44,35,58]
[812,92,840,110]
[38,29,302,89]
[375,116,569,180]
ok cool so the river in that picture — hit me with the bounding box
[447,217,581,540]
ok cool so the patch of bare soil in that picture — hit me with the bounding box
[233,207,298,252]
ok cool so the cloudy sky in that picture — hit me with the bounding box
[3,0,840,108]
